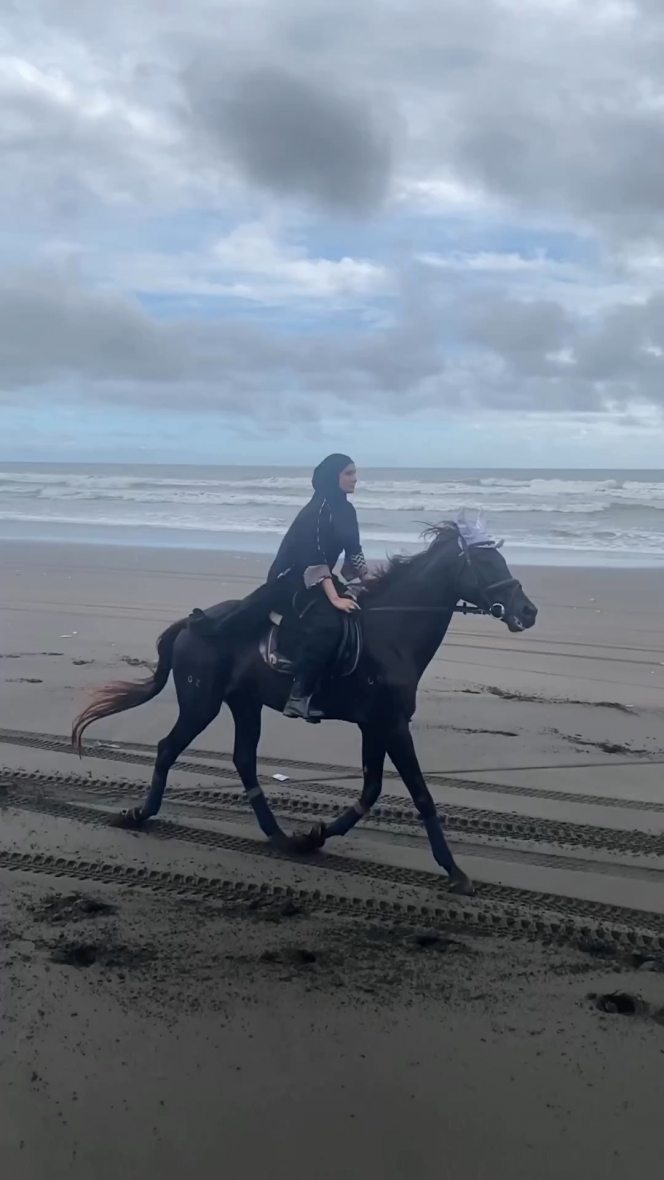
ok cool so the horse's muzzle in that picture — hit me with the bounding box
[507,599,538,632]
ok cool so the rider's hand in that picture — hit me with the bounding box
[333,597,359,612]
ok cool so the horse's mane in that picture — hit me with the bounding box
[361,522,461,599]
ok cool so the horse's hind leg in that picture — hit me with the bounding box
[142,702,223,819]
[113,694,224,828]
[228,696,284,843]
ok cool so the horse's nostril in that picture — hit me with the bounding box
[523,603,537,619]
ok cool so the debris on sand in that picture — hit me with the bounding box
[49,937,156,973]
[413,933,451,952]
[260,949,280,964]
[577,938,615,960]
[279,900,304,919]
[51,942,98,968]
[596,741,637,756]
[32,893,116,924]
[590,991,664,1025]
[259,947,317,967]
[291,948,317,965]
[629,951,664,973]
[590,991,651,1017]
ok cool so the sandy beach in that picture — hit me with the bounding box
[2,539,664,1178]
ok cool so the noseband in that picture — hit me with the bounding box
[464,574,523,620]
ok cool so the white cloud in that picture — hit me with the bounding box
[211,223,389,299]
[418,251,553,273]
[96,222,389,305]
[4,0,664,442]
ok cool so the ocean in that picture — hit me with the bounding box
[2,464,664,567]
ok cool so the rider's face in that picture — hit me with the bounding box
[339,463,357,494]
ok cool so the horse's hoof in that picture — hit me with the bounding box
[305,821,327,850]
[268,830,291,853]
[283,824,326,855]
[449,872,475,897]
[110,807,145,831]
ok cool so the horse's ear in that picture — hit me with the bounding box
[496,539,505,550]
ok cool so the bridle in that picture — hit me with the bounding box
[364,532,523,622]
[442,537,523,622]
[459,574,521,621]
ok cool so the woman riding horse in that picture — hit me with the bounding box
[189,454,371,720]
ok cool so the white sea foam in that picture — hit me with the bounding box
[2,467,664,561]
[2,470,664,512]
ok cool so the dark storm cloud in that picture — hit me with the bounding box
[8,1,664,233]
[462,298,572,370]
[0,269,187,387]
[185,65,393,215]
[448,83,664,232]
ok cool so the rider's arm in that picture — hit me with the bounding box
[340,503,370,582]
[321,575,345,605]
[301,501,363,601]
[341,553,370,583]
[320,574,358,611]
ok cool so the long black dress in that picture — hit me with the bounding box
[189,485,368,680]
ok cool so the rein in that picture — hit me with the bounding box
[366,603,487,615]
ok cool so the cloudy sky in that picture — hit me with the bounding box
[3,0,664,467]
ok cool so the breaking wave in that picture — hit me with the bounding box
[2,466,664,562]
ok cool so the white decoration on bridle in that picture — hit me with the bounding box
[454,508,497,549]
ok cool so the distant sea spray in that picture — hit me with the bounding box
[1,466,664,565]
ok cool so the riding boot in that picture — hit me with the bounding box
[283,676,323,721]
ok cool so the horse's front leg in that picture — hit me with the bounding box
[387,721,474,896]
[229,698,285,845]
[307,725,386,847]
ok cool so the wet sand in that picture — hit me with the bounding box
[2,540,664,1178]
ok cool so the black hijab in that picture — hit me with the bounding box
[311,453,354,499]
[267,453,359,582]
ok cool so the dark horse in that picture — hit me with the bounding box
[72,523,537,895]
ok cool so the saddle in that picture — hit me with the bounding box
[259,608,362,679]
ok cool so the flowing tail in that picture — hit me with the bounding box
[71,619,186,753]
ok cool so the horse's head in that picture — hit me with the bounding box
[455,538,538,634]
[363,520,538,634]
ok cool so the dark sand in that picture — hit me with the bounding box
[2,540,664,1178]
